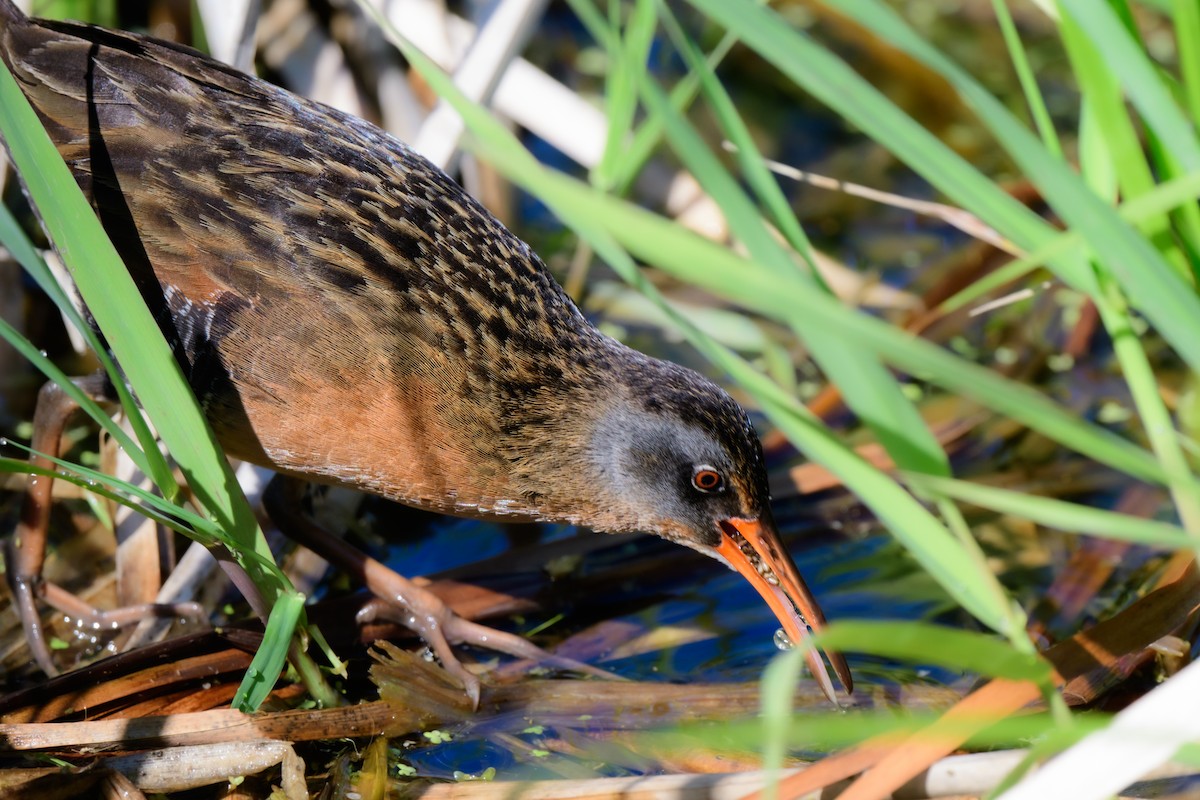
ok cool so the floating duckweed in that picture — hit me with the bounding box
[452,767,495,782]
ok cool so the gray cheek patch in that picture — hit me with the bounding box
[585,403,732,533]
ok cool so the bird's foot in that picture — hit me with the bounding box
[6,553,207,676]
[263,475,618,706]
[355,565,617,708]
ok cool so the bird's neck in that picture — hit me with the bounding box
[489,338,655,530]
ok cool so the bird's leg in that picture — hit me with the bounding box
[263,475,611,707]
[6,374,206,676]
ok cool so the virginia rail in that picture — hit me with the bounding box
[0,1,851,702]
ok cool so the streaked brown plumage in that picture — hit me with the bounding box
[0,0,850,701]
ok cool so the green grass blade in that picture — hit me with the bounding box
[593,0,656,191]
[1068,26,1200,533]
[1057,7,1185,279]
[909,474,1193,547]
[566,0,740,199]
[1178,0,1200,127]
[234,591,306,712]
[1096,274,1200,534]
[655,3,825,283]
[814,621,1051,683]
[0,456,214,539]
[0,311,143,459]
[759,646,809,800]
[991,0,1062,158]
[686,709,1110,753]
[0,443,284,576]
[1058,0,1200,171]
[0,184,171,491]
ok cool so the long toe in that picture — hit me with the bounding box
[442,616,623,682]
[357,599,483,708]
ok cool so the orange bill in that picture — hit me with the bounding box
[716,516,853,703]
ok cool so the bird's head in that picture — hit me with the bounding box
[516,352,852,701]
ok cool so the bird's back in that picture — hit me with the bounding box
[0,2,603,514]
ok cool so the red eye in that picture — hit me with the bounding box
[691,467,725,493]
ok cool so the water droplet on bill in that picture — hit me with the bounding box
[773,628,794,651]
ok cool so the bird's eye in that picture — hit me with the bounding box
[691,466,725,493]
